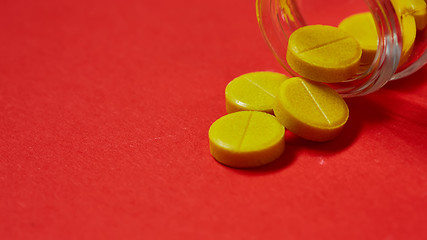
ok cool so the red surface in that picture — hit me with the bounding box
[1,0,427,239]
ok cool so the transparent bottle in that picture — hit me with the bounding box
[256,0,427,97]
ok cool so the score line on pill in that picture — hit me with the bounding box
[273,77,349,142]
[287,25,362,83]
[209,111,285,168]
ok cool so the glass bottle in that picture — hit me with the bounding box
[256,0,427,97]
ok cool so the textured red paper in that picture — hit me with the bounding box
[1,0,426,239]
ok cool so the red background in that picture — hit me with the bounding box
[1,0,427,239]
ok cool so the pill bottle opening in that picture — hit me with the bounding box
[256,0,427,97]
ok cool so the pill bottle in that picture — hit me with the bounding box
[256,0,427,97]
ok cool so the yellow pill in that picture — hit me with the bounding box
[390,0,418,66]
[273,77,349,142]
[287,25,362,83]
[399,14,417,66]
[339,12,378,65]
[209,111,285,168]
[225,71,289,114]
[392,0,427,30]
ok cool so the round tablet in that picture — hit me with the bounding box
[287,25,362,83]
[208,111,285,168]
[273,77,349,142]
[339,12,378,65]
[225,71,289,114]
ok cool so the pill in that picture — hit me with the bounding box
[225,71,289,114]
[399,14,417,66]
[286,25,362,83]
[338,12,378,65]
[208,111,285,168]
[273,77,349,142]
[392,0,427,30]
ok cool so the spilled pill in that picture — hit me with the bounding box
[225,71,289,114]
[339,12,378,65]
[287,25,362,83]
[273,77,349,142]
[209,111,285,168]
